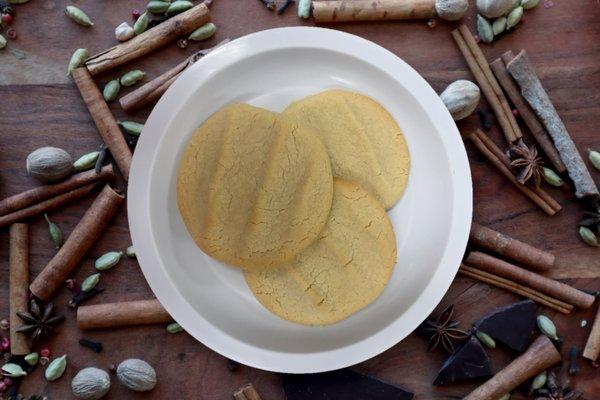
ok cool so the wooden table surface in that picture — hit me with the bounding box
[1,0,599,399]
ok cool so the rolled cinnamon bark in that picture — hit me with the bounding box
[583,302,600,362]
[506,50,598,199]
[72,68,132,180]
[464,335,561,400]
[30,185,124,301]
[9,224,30,355]
[313,0,437,23]
[0,165,115,217]
[0,183,97,229]
[77,299,172,329]
[466,251,595,309]
[469,222,555,271]
[85,3,211,76]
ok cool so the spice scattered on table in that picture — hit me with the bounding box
[65,5,94,27]
[116,359,156,392]
[419,305,468,353]
[16,300,64,343]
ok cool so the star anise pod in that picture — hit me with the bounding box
[16,299,64,342]
[419,305,468,353]
[507,139,544,188]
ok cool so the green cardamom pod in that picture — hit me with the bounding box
[95,251,123,271]
[1,363,27,377]
[126,245,136,258]
[45,355,67,382]
[476,15,494,43]
[588,149,600,171]
[24,352,39,366]
[297,0,311,19]
[118,121,145,137]
[166,0,193,16]
[103,79,121,102]
[44,213,64,249]
[506,6,523,29]
[579,226,599,247]
[188,22,217,41]
[536,315,559,340]
[530,371,547,390]
[492,17,507,36]
[81,273,101,293]
[498,394,510,400]
[475,330,496,349]
[134,12,149,35]
[73,151,101,171]
[0,35,6,50]
[65,6,94,27]
[120,70,146,87]
[67,48,89,76]
[542,167,563,187]
[166,322,184,333]
[147,0,171,14]
[521,0,539,9]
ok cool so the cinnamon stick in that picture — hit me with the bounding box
[459,265,572,314]
[9,224,30,355]
[85,3,211,76]
[469,222,555,271]
[72,68,132,180]
[0,165,115,217]
[464,335,561,400]
[583,302,600,362]
[313,0,437,23]
[30,185,124,301]
[506,50,598,199]
[452,26,521,144]
[466,251,596,309]
[77,299,172,329]
[467,130,559,215]
[473,129,562,213]
[0,183,97,229]
[120,39,230,113]
[233,384,263,400]
[490,54,566,173]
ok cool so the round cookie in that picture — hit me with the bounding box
[177,103,333,271]
[283,89,410,209]
[244,179,397,325]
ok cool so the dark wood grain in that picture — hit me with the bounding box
[1,0,599,399]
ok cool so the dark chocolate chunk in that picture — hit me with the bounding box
[282,369,413,400]
[473,299,536,352]
[433,335,492,386]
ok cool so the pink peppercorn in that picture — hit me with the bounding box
[65,278,78,291]
[40,347,51,358]
[2,378,11,387]
[6,28,16,40]
[132,9,141,21]
[0,382,6,392]
[1,14,12,25]
[0,337,9,352]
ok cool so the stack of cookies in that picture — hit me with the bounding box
[177,90,410,325]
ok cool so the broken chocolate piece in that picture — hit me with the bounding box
[282,369,414,400]
[433,335,492,386]
[474,299,536,352]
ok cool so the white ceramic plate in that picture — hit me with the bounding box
[129,27,472,373]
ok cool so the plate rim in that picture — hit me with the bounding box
[128,26,472,373]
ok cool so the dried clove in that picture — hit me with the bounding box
[568,346,579,375]
[69,287,105,308]
[94,146,108,174]
[277,0,294,14]
[79,338,103,353]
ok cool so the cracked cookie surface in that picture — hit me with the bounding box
[177,103,334,271]
[244,179,397,325]
[283,89,410,209]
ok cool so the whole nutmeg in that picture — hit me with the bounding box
[435,0,469,21]
[116,359,156,392]
[440,80,481,121]
[72,367,111,400]
[26,147,73,182]
[476,0,519,18]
